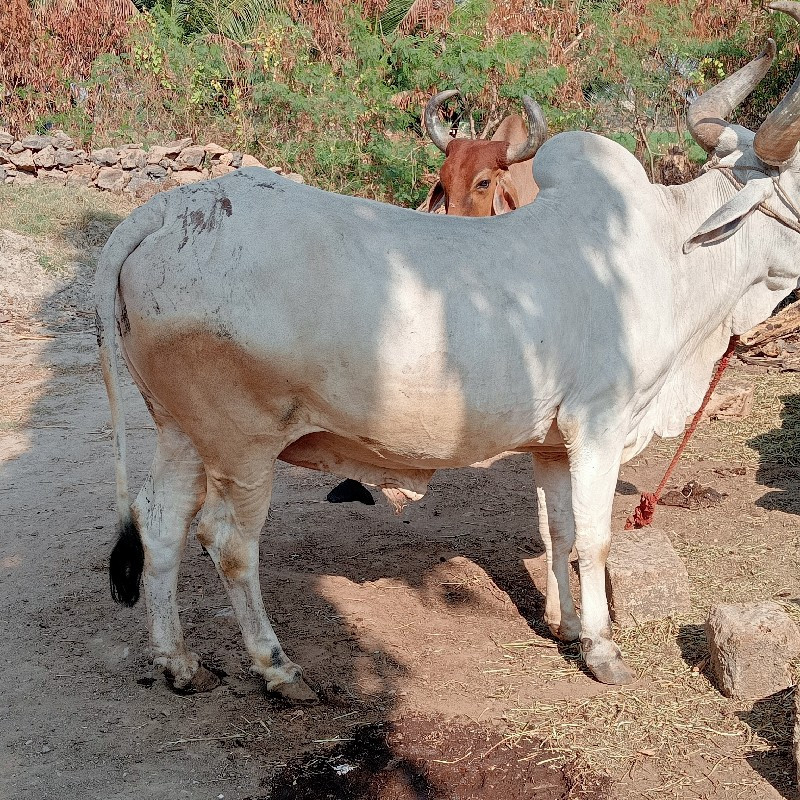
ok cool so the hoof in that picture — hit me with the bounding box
[549,621,581,643]
[326,479,375,505]
[169,664,222,694]
[587,658,637,686]
[269,675,319,705]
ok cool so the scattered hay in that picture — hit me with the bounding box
[504,619,795,798]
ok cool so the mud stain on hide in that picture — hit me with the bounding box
[176,194,233,252]
[117,298,131,336]
[279,398,303,430]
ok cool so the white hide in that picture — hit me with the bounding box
[95,125,800,693]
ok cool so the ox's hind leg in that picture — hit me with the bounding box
[131,423,215,691]
[197,453,316,703]
[532,451,581,643]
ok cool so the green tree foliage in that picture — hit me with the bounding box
[6,0,800,201]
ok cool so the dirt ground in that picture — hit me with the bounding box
[1,202,799,800]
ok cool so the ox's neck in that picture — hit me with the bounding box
[655,168,758,342]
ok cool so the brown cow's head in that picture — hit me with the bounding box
[423,92,547,217]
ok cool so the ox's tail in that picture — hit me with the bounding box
[94,196,167,606]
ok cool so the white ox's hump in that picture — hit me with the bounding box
[533,131,650,196]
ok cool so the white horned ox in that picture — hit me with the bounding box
[96,19,800,700]
[420,90,544,216]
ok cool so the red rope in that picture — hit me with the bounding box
[625,334,740,530]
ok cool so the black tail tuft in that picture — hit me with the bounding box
[109,517,144,607]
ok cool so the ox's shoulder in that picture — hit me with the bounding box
[533,131,649,193]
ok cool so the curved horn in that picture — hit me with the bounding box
[424,89,460,153]
[753,3,800,165]
[767,0,800,23]
[505,96,548,164]
[687,39,776,153]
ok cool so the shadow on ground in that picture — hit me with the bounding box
[737,689,796,800]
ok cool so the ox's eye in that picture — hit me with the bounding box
[475,179,491,191]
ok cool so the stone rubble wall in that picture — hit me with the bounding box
[0,130,304,199]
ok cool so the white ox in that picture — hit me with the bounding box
[96,24,800,701]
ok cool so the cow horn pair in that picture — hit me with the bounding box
[688,0,800,166]
[424,90,547,164]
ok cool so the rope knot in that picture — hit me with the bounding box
[625,492,657,530]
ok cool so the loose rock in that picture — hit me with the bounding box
[706,601,800,700]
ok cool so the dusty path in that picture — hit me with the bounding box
[1,214,798,799]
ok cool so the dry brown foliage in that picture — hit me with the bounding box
[39,0,138,79]
[0,0,138,134]
[393,0,454,35]
[0,0,33,83]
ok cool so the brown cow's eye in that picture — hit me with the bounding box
[476,179,491,190]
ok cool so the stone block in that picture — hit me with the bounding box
[0,131,13,147]
[176,145,205,168]
[171,169,206,185]
[37,168,67,185]
[706,602,800,700]
[161,137,193,155]
[7,149,35,171]
[56,148,84,168]
[120,148,147,170]
[33,145,56,168]
[12,172,36,186]
[95,166,128,191]
[210,164,236,178]
[605,528,691,626]
[9,142,24,154]
[125,175,162,200]
[20,134,53,151]
[67,163,97,185]
[240,153,263,167]
[144,164,168,179]
[90,147,119,166]
[50,130,75,150]
[147,145,169,164]
[204,142,228,158]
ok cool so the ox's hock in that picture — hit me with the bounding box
[95,1,800,699]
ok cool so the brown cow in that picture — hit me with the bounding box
[421,91,547,216]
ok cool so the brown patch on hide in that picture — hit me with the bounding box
[219,544,248,582]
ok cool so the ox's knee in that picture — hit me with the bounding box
[197,507,253,583]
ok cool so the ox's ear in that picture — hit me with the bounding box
[683,177,774,253]
[493,173,521,215]
[418,182,446,213]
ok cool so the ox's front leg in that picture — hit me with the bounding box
[532,451,581,643]
[568,432,637,686]
[197,457,317,703]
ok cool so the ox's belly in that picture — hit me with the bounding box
[122,317,559,472]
